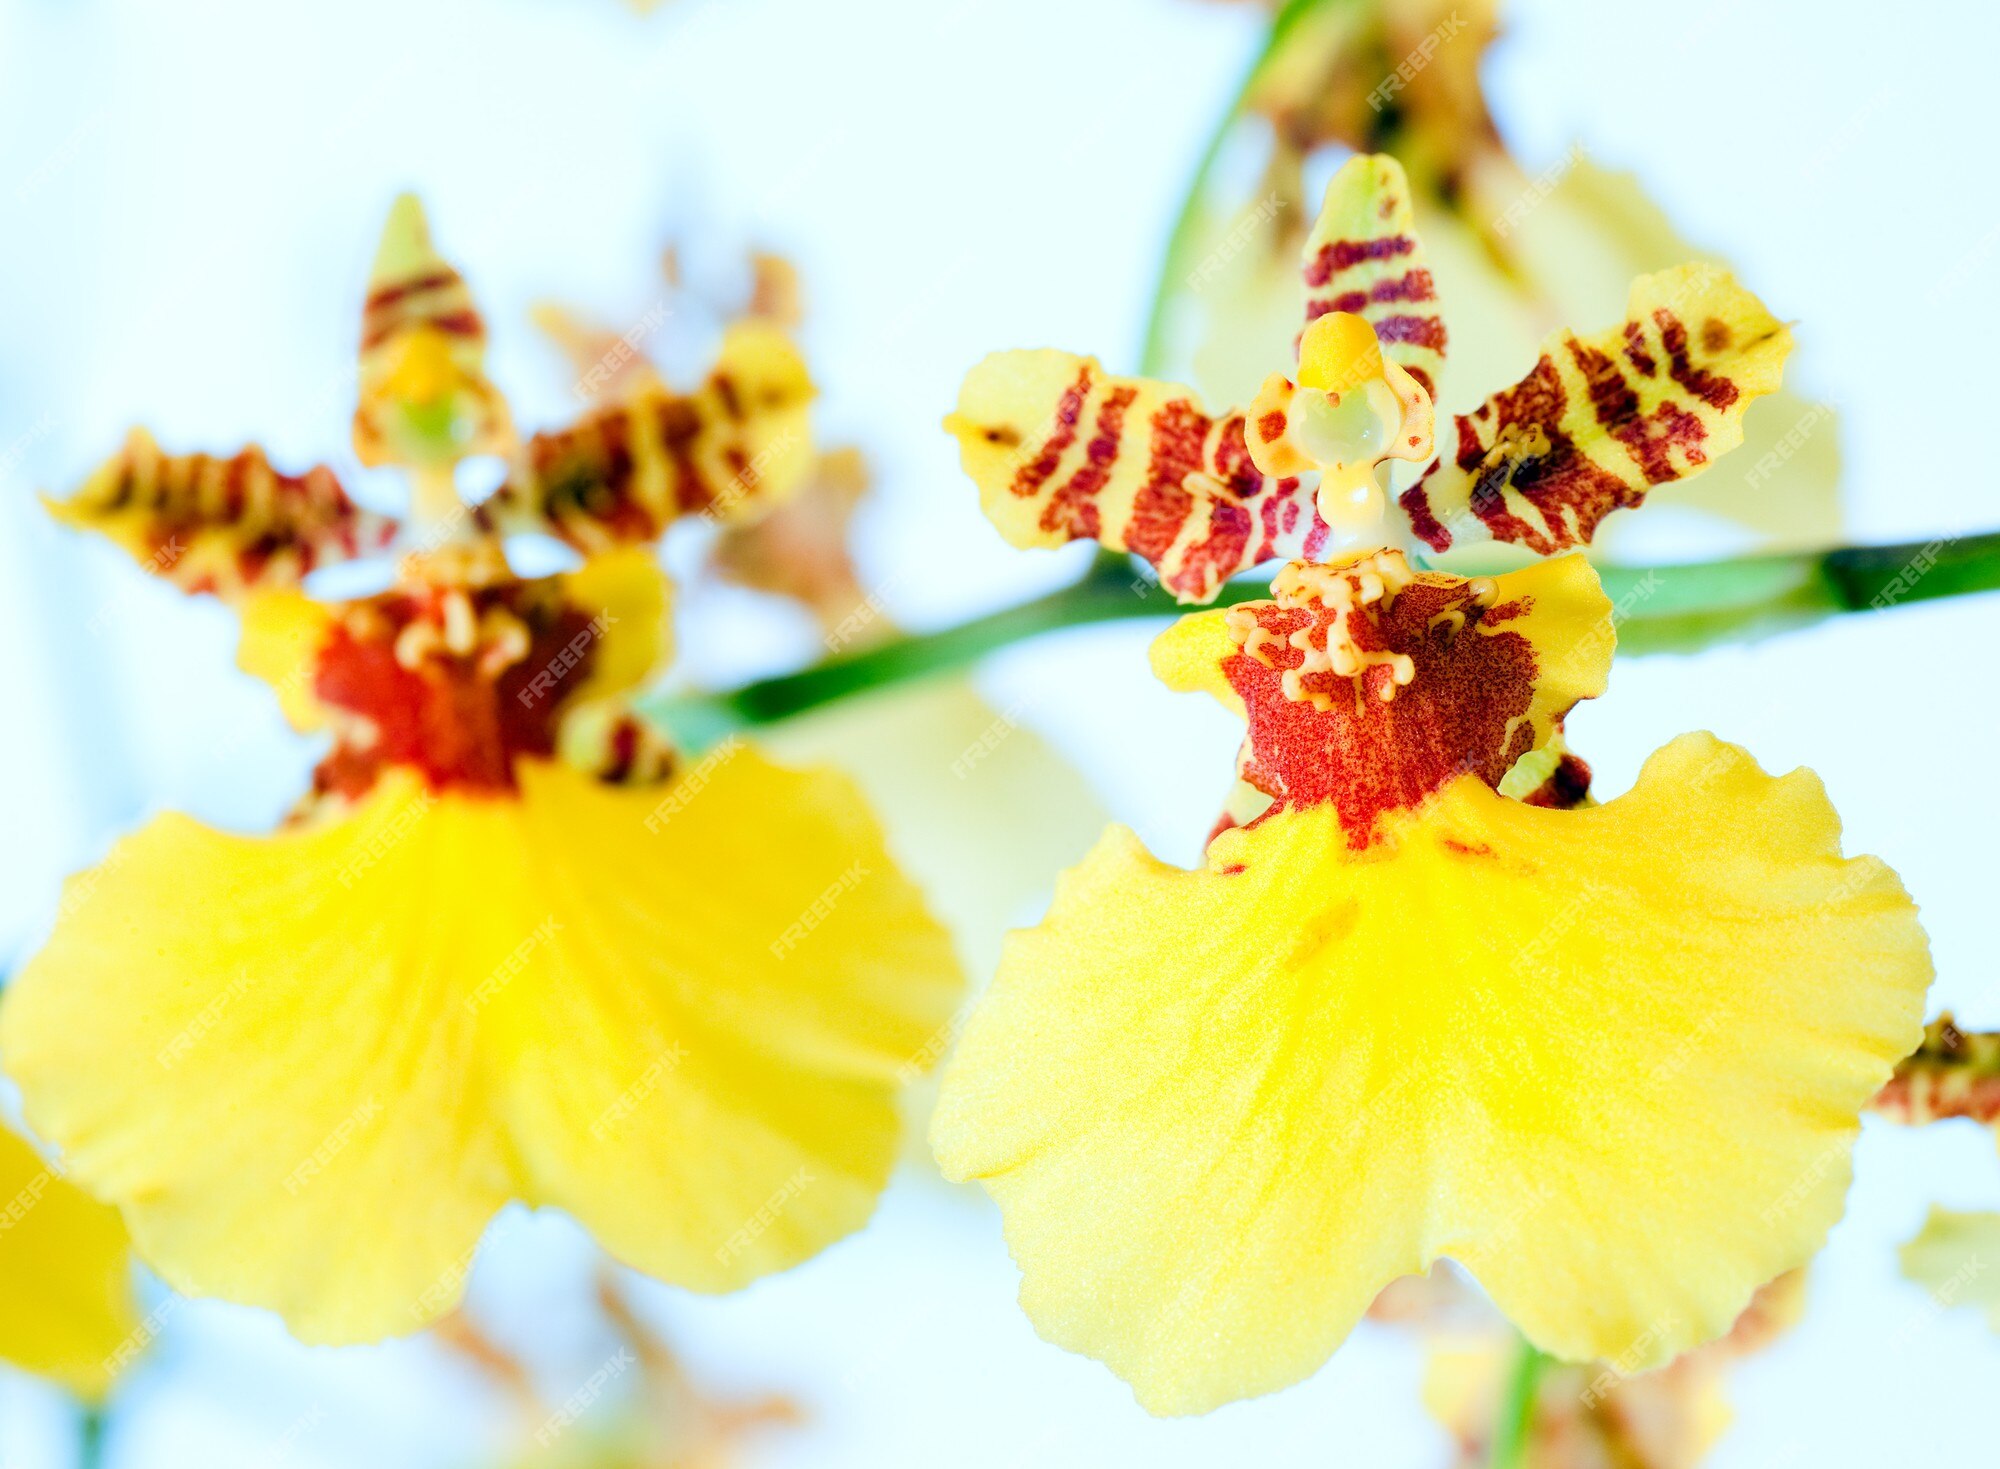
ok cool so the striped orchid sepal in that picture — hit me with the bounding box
[946,349,1331,605]
[477,320,817,555]
[1399,264,1792,554]
[46,429,396,599]
[352,194,514,473]
[1299,153,1448,401]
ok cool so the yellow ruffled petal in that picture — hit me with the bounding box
[1399,265,1792,555]
[557,547,674,703]
[932,733,1928,1414]
[947,350,1327,604]
[2,754,960,1343]
[1898,1207,2000,1330]
[237,588,336,731]
[48,430,395,599]
[1147,608,1243,715]
[0,1126,136,1399]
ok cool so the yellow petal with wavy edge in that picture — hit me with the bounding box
[48,430,396,599]
[1147,608,1242,714]
[1399,265,1791,556]
[947,350,1326,604]
[558,547,674,703]
[0,1126,136,1399]
[1898,1207,2000,1330]
[2,754,960,1344]
[237,588,336,730]
[932,734,1928,1414]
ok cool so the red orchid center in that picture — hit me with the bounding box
[311,575,604,798]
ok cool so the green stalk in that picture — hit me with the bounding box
[642,530,2000,747]
[1488,1338,1549,1469]
[78,1405,109,1469]
[1137,0,1338,375]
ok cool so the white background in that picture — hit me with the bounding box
[0,0,1995,1463]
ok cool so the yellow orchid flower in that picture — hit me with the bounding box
[0,1124,137,1399]
[930,154,1932,1415]
[1,196,961,1347]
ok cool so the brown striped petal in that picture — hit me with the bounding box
[946,350,1333,605]
[1301,154,1447,401]
[48,429,396,598]
[351,194,514,471]
[1399,265,1792,554]
[1873,1013,2000,1129]
[483,322,815,553]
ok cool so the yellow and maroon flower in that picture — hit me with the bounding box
[1,197,961,1345]
[931,154,1931,1414]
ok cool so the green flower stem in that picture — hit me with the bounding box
[78,1405,108,1469]
[1488,1337,1549,1469]
[1138,0,1336,375]
[642,530,2000,747]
